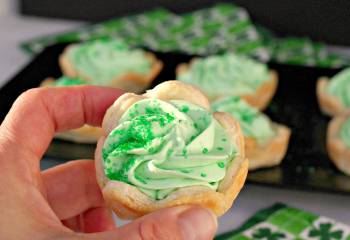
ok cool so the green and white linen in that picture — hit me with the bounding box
[216,203,350,240]
[21,3,350,68]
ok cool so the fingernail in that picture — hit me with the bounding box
[178,207,217,240]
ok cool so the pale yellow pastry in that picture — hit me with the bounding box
[40,76,103,143]
[317,68,350,116]
[59,38,163,93]
[95,81,248,219]
[212,96,291,170]
[176,53,278,110]
[327,114,350,175]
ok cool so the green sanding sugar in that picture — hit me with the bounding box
[167,149,174,157]
[201,173,207,177]
[181,105,190,113]
[222,138,227,142]
[202,148,209,154]
[180,169,192,173]
[217,147,224,151]
[218,162,225,168]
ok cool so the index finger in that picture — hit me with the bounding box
[0,86,123,159]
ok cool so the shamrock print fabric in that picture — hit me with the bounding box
[216,203,350,240]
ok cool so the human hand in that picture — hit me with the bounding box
[0,86,217,240]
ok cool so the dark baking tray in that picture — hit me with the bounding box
[1,43,349,195]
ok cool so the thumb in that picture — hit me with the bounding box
[85,206,217,240]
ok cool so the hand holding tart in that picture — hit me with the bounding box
[95,81,248,219]
[176,53,278,110]
[212,96,290,170]
[60,38,163,93]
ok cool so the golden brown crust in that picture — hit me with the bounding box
[40,78,103,143]
[59,45,163,93]
[246,123,291,171]
[316,77,347,116]
[327,114,350,175]
[95,81,248,219]
[176,60,278,110]
[241,71,278,111]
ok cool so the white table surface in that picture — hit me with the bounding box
[0,12,349,236]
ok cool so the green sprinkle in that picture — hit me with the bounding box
[217,162,225,168]
[217,147,224,151]
[181,105,189,113]
[222,138,227,142]
[182,149,188,156]
[193,123,199,129]
[167,149,174,157]
[180,169,191,174]
[202,148,208,154]
[200,173,207,177]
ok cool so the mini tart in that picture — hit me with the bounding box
[59,45,163,93]
[40,78,103,143]
[317,77,348,116]
[95,81,248,219]
[327,114,350,175]
[176,59,278,111]
[246,122,291,171]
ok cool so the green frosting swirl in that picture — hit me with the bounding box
[340,117,350,148]
[177,53,270,99]
[67,39,151,85]
[52,76,86,87]
[327,68,350,107]
[102,98,236,200]
[212,96,275,145]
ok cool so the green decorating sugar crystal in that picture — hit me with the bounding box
[201,173,207,177]
[167,149,174,157]
[193,123,199,129]
[181,105,190,113]
[218,162,225,168]
[180,169,192,174]
[202,148,209,154]
[217,147,224,151]
[222,138,227,142]
[182,149,188,156]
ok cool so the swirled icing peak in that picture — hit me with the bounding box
[177,53,270,99]
[212,96,275,145]
[52,76,86,86]
[67,38,152,85]
[340,117,350,148]
[102,98,236,200]
[327,68,350,107]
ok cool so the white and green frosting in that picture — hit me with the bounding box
[212,96,275,145]
[340,117,350,148]
[52,76,86,87]
[102,98,236,200]
[177,53,270,99]
[327,68,350,107]
[67,38,152,85]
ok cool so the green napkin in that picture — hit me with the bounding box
[21,8,176,54]
[154,3,269,61]
[257,26,350,68]
[216,203,350,240]
[21,3,350,68]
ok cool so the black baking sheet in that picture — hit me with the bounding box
[1,43,349,195]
